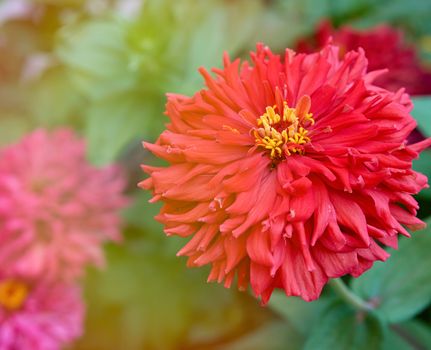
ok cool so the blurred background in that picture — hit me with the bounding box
[0,0,431,349]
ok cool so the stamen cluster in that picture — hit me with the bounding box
[253,95,314,159]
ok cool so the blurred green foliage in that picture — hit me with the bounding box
[75,237,273,350]
[352,224,431,324]
[0,0,431,349]
[56,0,263,164]
[304,302,385,350]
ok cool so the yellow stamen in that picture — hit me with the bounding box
[253,96,314,160]
[0,279,29,311]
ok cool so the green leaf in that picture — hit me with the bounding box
[383,320,431,350]
[304,302,385,350]
[347,0,431,36]
[382,327,412,350]
[57,20,137,100]
[399,320,431,348]
[327,0,371,20]
[352,223,431,323]
[175,0,262,95]
[268,291,332,335]
[411,97,431,138]
[412,149,431,200]
[84,92,161,165]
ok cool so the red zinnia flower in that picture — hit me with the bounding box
[140,44,431,303]
[296,21,431,95]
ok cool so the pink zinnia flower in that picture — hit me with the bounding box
[140,44,431,303]
[0,273,84,350]
[296,21,431,95]
[0,129,128,281]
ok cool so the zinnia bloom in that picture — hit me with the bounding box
[296,21,431,95]
[0,272,84,350]
[0,129,128,281]
[140,44,431,303]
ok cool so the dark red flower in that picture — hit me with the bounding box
[296,21,431,95]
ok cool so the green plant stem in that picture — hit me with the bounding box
[329,279,373,312]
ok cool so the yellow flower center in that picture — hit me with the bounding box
[0,279,29,311]
[253,95,314,159]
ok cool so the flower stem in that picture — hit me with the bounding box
[329,279,374,312]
